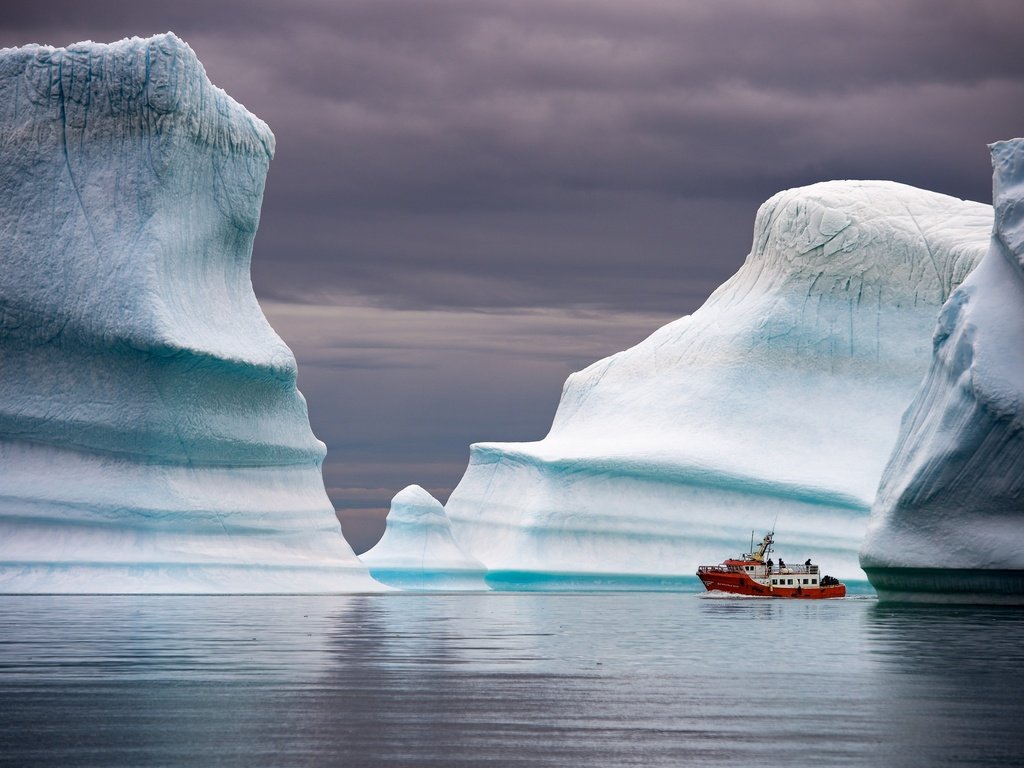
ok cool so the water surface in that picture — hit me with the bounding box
[1,593,1021,766]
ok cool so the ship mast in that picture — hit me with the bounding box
[747,531,774,562]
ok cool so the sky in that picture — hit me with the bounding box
[3,1,1023,552]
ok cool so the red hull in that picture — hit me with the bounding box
[697,566,846,599]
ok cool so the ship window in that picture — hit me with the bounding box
[772,579,777,584]
[787,578,793,585]
[802,579,809,584]
[812,579,818,584]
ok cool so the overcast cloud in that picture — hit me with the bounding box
[3,1,1023,550]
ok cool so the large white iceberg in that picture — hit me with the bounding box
[0,34,377,592]
[861,139,1024,604]
[360,485,487,590]
[443,181,992,584]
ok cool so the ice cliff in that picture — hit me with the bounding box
[861,140,1024,604]
[442,181,992,584]
[0,34,377,592]
[360,486,487,590]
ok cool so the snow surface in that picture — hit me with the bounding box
[359,485,487,590]
[0,34,378,593]
[861,139,1024,603]
[445,181,992,581]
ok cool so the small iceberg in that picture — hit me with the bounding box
[359,486,488,590]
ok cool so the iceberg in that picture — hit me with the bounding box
[0,34,377,592]
[360,486,487,590]
[861,139,1024,604]
[444,181,992,584]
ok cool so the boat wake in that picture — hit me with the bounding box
[697,590,773,600]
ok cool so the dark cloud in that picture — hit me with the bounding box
[3,2,1022,550]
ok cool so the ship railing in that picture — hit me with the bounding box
[769,565,818,575]
[697,565,744,573]
[699,564,821,575]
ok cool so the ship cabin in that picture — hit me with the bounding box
[724,558,823,588]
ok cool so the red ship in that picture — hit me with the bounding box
[697,531,846,598]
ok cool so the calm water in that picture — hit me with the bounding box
[1,593,1022,767]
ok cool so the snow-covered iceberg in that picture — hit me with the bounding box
[360,486,487,590]
[861,140,1024,604]
[0,34,377,592]
[445,181,992,584]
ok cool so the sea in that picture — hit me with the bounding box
[1,590,1022,767]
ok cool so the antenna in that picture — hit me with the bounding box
[767,513,780,561]
[750,530,754,554]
